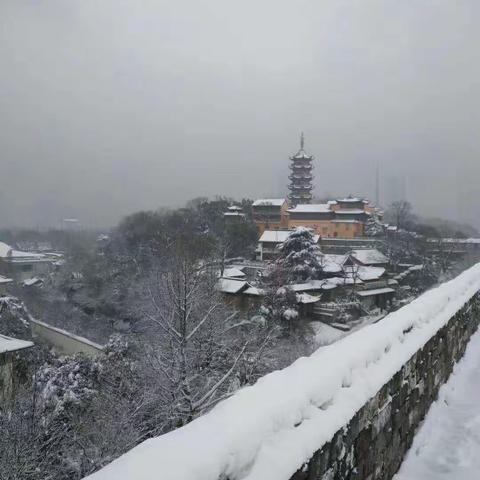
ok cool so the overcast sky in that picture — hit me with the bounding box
[1,0,479,229]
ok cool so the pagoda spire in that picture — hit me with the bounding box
[288,134,314,206]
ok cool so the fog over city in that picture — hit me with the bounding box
[1,0,479,228]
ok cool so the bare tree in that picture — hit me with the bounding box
[135,250,250,428]
[388,200,414,230]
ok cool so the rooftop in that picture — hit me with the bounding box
[337,197,364,203]
[356,287,395,297]
[290,149,313,159]
[221,267,246,279]
[252,199,286,207]
[287,204,331,214]
[350,249,389,265]
[259,230,320,244]
[215,278,249,294]
[0,241,49,261]
[0,334,33,354]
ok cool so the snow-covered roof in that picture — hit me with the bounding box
[223,212,245,217]
[291,149,313,159]
[215,278,249,294]
[0,334,33,354]
[222,268,246,279]
[355,266,386,282]
[290,277,354,292]
[9,250,46,259]
[227,205,243,211]
[252,199,285,207]
[327,276,364,286]
[356,287,395,297]
[0,275,13,284]
[259,230,320,244]
[0,241,48,261]
[244,286,265,296]
[321,254,347,273]
[289,280,332,292]
[22,277,43,287]
[296,293,320,304]
[350,249,389,265]
[337,197,363,203]
[330,219,361,224]
[287,204,331,214]
[258,230,292,243]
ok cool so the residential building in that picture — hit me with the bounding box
[253,196,380,239]
[0,334,33,403]
[256,230,320,260]
[0,241,57,282]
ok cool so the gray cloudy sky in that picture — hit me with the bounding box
[1,0,479,228]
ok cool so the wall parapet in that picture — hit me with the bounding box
[30,318,104,357]
[84,264,480,480]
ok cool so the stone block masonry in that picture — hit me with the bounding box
[291,294,480,480]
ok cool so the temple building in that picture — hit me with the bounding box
[252,135,382,239]
[253,196,381,239]
[288,133,314,206]
[251,199,289,234]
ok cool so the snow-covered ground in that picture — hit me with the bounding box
[395,327,480,480]
[311,312,386,347]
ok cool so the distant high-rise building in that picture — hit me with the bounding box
[385,175,407,206]
[288,133,314,206]
[375,164,380,206]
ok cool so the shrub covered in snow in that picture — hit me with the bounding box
[276,227,323,283]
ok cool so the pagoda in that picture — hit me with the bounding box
[288,133,314,206]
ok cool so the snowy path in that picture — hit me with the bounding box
[395,327,480,480]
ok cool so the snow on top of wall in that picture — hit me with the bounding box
[427,238,480,244]
[84,264,480,480]
[0,334,33,354]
